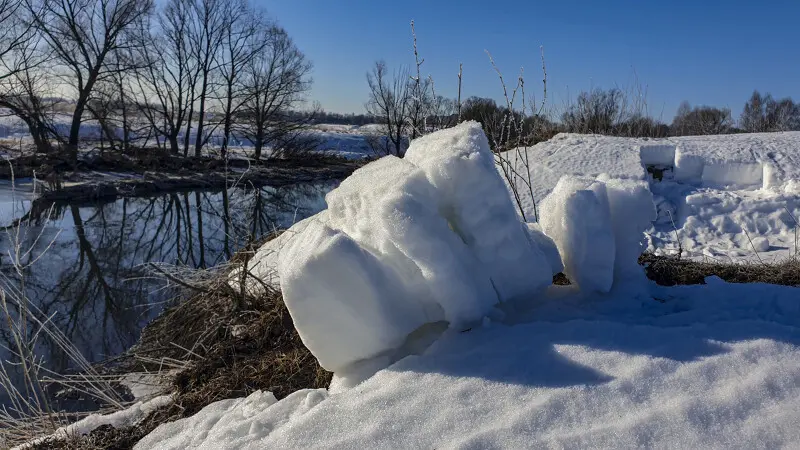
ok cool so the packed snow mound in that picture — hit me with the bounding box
[278,123,554,375]
[134,389,328,450]
[598,175,658,281]
[538,175,656,292]
[524,223,563,276]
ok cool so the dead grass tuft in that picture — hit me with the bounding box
[39,269,329,449]
[639,253,800,287]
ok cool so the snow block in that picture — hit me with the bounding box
[701,160,763,188]
[278,217,434,372]
[404,121,553,302]
[325,154,497,326]
[539,176,616,293]
[525,223,564,276]
[598,175,657,281]
[639,145,676,167]
[673,147,704,183]
[277,125,555,376]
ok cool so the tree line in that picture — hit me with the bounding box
[0,0,314,165]
[365,55,800,154]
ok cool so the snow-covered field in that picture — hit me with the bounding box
[123,124,800,449]
[506,132,800,262]
[0,110,378,160]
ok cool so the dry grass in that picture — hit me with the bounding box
[29,242,329,449]
[32,283,330,449]
[639,253,800,287]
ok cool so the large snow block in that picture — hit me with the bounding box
[598,175,657,280]
[278,218,433,373]
[701,160,763,188]
[404,121,553,302]
[673,147,704,183]
[325,155,497,325]
[539,176,616,293]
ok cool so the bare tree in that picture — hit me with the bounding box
[133,0,196,155]
[366,61,410,157]
[0,0,63,153]
[186,0,229,157]
[741,90,800,133]
[216,0,262,159]
[670,102,733,136]
[235,25,313,161]
[23,0,153,164]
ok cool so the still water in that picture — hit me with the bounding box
[0,180,336,408]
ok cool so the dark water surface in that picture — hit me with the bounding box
[0,180,335,409]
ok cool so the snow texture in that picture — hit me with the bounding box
[539,176,616,293]
[136,278,800,449]
[277,122,553,374]
[16,395,172,450]
[134,390,327,450]
[504,131,800,261]
[404,123,553,303]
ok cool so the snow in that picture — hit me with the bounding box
[134,389,327,450]
[135,276,800,449]
[505,131,800,261]
[15,395,173,449]
[404,123,553,303]
[149,127,800,449]
[275,122,553,375]
[539,176,616,293]
[598,175,658,281]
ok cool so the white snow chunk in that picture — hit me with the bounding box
[750,236,770,253]
[673,146,705,183]
[323,154,495,326]
[598,175,657,281]
[278,216,434,373]
[404,121,553,302]
[525,223,563,276]
[539,176,615,293]
[639,144,676,167]
[134,389,327,450]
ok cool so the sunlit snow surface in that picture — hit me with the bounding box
[148,127,800,449]
[137,278,800,449]
[502,132,800,262]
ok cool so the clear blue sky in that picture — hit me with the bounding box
[262,0,800,121]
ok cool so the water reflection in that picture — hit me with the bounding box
[0,181,335,407]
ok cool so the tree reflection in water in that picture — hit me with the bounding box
[0,181,334,407]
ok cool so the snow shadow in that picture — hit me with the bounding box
[387,281,800,390]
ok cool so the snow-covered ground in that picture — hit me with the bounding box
[127,123,800,449]
[505,132,800,262]
[0,110,378,161]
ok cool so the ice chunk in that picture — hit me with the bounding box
[404,121,553,302]
[278,218,435,372]
[539,176,615,293]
